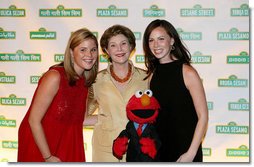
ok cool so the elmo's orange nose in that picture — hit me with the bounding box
[141,94,150,106]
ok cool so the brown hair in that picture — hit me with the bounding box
[143,19,191,79]
[100,24,136,62]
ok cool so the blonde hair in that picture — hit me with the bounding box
[64,28,98,86]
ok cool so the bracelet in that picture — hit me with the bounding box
[44,155,52,160]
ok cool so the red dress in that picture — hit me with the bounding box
[18,66,87,162]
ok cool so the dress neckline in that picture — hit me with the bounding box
[159,59,181,65]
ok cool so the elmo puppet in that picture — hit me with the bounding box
[112,89,161,162]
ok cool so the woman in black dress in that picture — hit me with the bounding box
[143,19,208,162]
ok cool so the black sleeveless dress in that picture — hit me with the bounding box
[150,60,203,162]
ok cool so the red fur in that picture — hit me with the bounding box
[126,95,160,124]
[112,137,129,160]
[139,138,157,159]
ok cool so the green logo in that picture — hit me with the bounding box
[30,75,41,84]
[218,75,248,87]
[231,4,249,16]
[217,28,249,40]
[181,4,215,17]
[99,54,108,63]
[216,122,248,134]
[202,148,212,156]
[0,50,41,62]
[30,27,56,40]
[92,32,98,38]
[0,72,15,84]
[135,55,144,63]
[226,145,249,157]
[177,28,202,40]
[227,51,249,64]
[97,5,128,17]
[228,98,249,111]
[0,27,15,39]
[143,5,165,17]
[134,32,142,40]
[0,94,26,106]
[0,116,16,127]
[0,5,25,17]
[2,141,18,149]
[54,54,64,62]
[207,102,213,110]
[40,5,82,17]
[191,51,211,64]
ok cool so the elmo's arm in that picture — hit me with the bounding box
[139,125,161,159]
[112,124,130,160]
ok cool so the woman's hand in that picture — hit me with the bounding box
[176,152,195,162]
[45,155,61,162]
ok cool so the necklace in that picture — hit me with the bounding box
[110,63,132,83]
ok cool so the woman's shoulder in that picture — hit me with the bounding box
[94,68,110,83]
[132,66,148,85]
[182,64,201,86]
[49,65,64,72]
[39,68,61,86]
[97,68,108,77]
[182,64,198,77]
[45,68,61,78]
[134,66,147,75]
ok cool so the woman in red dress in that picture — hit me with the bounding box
[17,28,99,162]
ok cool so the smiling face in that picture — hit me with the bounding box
[72,38,98,76]
[126,90,160,124]
[148,26,175,64]
[105,34,132,65]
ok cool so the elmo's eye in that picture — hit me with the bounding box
[135,90,143,98]
[144,89,153,97]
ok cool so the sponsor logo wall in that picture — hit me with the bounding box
[0,0,249,162]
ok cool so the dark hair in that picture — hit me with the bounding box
[143,19,191,79]
[100,24,136,62]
